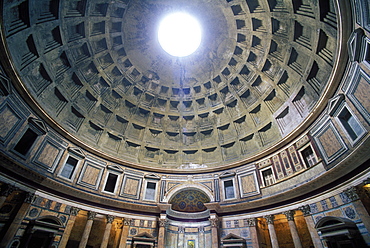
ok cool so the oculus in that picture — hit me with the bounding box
[158,12,202,57]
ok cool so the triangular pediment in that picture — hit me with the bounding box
[144,173,160,180]
[28,117,47,135]
[219,171,235,178]
[348,28,364,62]
[327,94,344,116]
[222,233,244,241]
[107,164,124,172]
[67,147,86,158]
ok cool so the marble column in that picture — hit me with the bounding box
[178,226,185,248]
[59,207,81,248]
[114,220,123,248]
[283,210,302,248]
[0,184,15,208]
[157,217,167,248]
[118,218,133,248]
[209,215,219,248]
[265,215,279,248]
[344,186,370,234]
[78,211,97,248]
[198,226,205,248]
[100,215,115,248]
[299,205,323,248]
[0,192,35,248]
[246,218,261,248]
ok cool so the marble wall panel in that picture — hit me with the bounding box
[313,121,347,163]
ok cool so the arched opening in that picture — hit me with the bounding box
[20,216,64,248]
[163,188,213,247]
[169,188,210,213]
[315,216,367,248]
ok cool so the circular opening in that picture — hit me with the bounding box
[158,12,202,57]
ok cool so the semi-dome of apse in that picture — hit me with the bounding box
[2,0,340,172]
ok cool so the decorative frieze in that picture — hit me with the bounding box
[343,187,360,202]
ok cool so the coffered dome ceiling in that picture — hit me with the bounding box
[2,0,341,171]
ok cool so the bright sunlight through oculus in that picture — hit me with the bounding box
[158,13,202,57]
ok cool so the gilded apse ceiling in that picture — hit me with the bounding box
[170,189,210,213]
[1,0,340,171]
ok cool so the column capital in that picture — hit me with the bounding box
[24,192,35,203]
[209,216,219,227]
[245,218,257,227]
[283,210,295,221]
[87,211,97,220]
[106,215,115,224]
[298,205,311,216]
[178,226,185,233]
[70,207,81,216]
[0,184,16,197]
[199,226,205,233]
[158,218,167,227]
[264,215,275,224]
[344,186,360,202]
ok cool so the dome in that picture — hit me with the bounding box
[1,0,344,172]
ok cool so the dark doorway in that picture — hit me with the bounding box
[27,230,54,248]
[315,216,368,248]
[20,216,63,248]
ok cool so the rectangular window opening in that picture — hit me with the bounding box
[60,156,78,179]
[13,128,38,156]
[262,168,274,186]
[104,173,118,193]
[301,146,317,167]
[338,107,363,141]
[224,180,235,199]
[144,182,156,201]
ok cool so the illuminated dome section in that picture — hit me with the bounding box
[158,13,202,57]
[2,0,341,171]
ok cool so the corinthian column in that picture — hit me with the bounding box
[246,218,260,248]
[265,215,279,248]
[298,205,323,248]
[0,192,35,248]
[118,218,134,248]
[59,207,81,248]
[78,211,97,248]
[178,226,185,248]
[157,217,167,248]
[100,215,115,248]
[209,215,219,248]
[283,211,302,248]
[198,226,205,248]
[0,184,16,208]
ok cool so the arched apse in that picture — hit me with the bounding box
[169,189,210,212]
[163,182,215,203]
